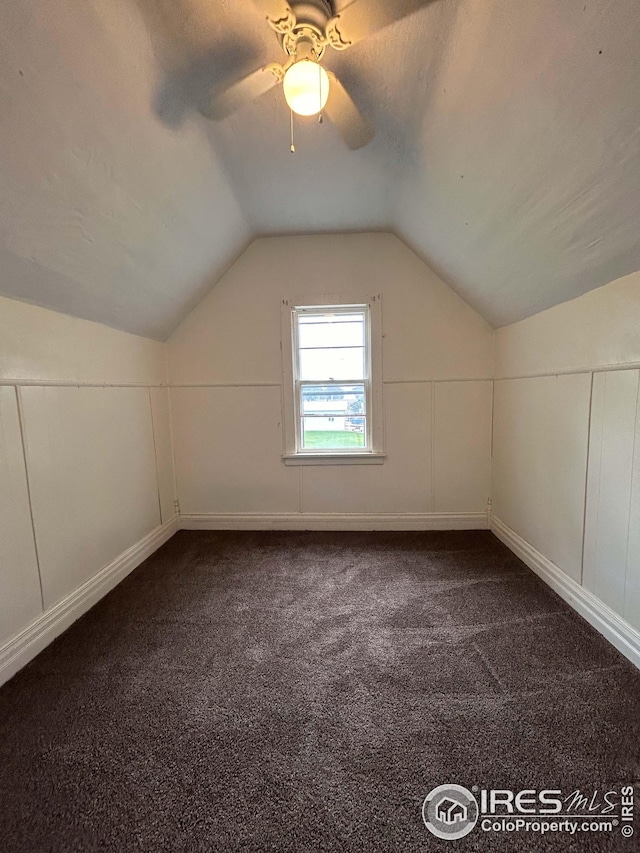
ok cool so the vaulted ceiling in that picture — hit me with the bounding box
[1,0,639,339]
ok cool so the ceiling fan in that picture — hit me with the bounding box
[200,0,433,150]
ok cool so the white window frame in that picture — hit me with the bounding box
[281,295,385,466]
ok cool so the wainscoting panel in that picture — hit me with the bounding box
[492,374,591,583]
[150,386,176,523]
[433,380,492,512]
[20,386,161,610]
[0,387,42,646]
[584,369,640,617]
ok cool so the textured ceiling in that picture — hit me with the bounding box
[0,0,639,338]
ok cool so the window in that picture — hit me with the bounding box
[281,297,385,465]
[295,305,369,451]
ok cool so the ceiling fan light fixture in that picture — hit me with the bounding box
[283,59,329,116]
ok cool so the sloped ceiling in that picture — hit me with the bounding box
[0,0,639,339]
[0,0,250,339]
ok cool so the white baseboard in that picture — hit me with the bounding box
[9,512,635,686]
[180,512,488,531]
[0,515,179,687]
[490,515,640,670]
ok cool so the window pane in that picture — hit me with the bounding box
[300,384,365,416]
[302,417,366,449]
[298,312,365,349]
[299,347,365,380]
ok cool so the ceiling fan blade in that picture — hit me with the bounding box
[324,72,374,150]
[249,0,296,33]
[327,0,436,49]
[201,63,285,120]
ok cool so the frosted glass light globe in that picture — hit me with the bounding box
[283,60,330,116]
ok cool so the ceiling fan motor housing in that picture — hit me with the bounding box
[278,1,333,59]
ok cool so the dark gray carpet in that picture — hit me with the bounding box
[1,531,638,852]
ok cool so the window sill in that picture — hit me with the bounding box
[282,452,386,466]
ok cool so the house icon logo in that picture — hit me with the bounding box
[422,784,478,839]
[436,797,468,825]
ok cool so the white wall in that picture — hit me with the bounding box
[0,292,167,386]
[0,296,176,682]
[168,233,494,526]
[492,374,591,582]
[494,271,640,379]
[492,272,640,647]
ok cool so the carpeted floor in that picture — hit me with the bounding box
[1,530,639,852]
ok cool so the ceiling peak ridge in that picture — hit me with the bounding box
[251,226,395,240]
